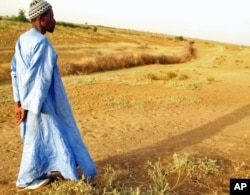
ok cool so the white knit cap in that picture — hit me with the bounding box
[28,0,52,20]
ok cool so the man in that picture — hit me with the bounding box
[11,0,97,190]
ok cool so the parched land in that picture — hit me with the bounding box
[0,20,250,194]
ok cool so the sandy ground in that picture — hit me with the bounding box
[0,40,250,194]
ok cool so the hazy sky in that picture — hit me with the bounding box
[1,0,250,46]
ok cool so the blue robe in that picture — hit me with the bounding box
[11,28,97,187]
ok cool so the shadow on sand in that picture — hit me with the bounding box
[96,104,250,171]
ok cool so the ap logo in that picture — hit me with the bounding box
[230,179,250,195]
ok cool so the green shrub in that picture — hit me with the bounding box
[175,36,184,41]
[15,9,28,22]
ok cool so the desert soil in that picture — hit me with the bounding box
[0,34,250,194]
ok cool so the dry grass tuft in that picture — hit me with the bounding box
[59,41,195,76]
[33,153,223,195]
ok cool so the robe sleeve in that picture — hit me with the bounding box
[21,39,56,114]
[10,56,20,102]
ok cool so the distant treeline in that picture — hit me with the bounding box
[0,9,29,22]
[56,21,97,31]
[0,9,98,31]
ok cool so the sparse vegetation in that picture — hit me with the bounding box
[0,17,194,80]
[18,153,222,195]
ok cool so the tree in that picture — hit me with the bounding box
[16,9,28,22]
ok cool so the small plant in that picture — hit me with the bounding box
[207,76,215,82]
[186,155,221,179]
[146,73,159,80]
[233,162,245,172]
[93,26,98,32]
[146,154,222,194]
[178,74,189,80]
[146,158,171,194]
[175,36,184,41]
[99,164,129,187]
[44,177,93,194]
[165,71,178,80]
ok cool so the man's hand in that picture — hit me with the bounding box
[15,102,28,124]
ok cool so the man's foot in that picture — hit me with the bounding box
[25,178,50,190]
